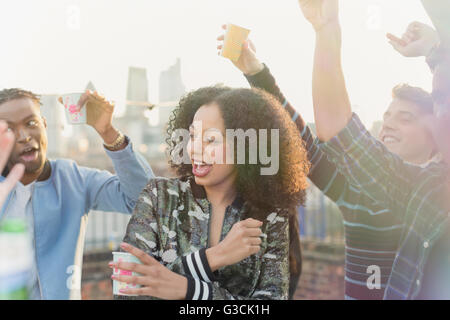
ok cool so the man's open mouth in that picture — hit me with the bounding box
[19,146,39,162]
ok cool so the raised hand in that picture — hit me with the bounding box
[387,21,440,58]
[77,90,115,135]
[217,24,264,76]
[0,121,24,206]
[59,90,123,146]
[298,0,339,31]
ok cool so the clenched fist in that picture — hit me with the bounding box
[298,0,339,32]
[206,218,263,271]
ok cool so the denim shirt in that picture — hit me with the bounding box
[0,139,154,299]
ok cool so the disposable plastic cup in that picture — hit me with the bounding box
[59,93,87,125]
[220,23,251,62]
[112,252,142,296]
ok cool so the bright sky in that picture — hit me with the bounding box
[0,0,433,126]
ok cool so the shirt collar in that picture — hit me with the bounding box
[188,176,245,211]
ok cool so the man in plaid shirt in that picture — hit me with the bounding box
[298,0,450,299]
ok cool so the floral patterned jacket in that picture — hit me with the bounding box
[117,176,290,300]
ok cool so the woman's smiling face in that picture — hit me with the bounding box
[187,102,236,188]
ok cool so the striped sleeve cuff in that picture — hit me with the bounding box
[185,276,213,300]
[181,248,217,283]
[300,124,317,155]
[319,113,368,159]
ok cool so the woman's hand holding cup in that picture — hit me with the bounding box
[217,24,264,76]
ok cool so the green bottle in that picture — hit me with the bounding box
[0,218,32,300]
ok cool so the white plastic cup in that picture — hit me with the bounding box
[112,252,142,296]
[59,93,87,125]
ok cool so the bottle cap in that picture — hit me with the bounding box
[0,219,27,233]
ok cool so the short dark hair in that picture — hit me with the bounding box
[0,88,41,107]
[392,84,434,114]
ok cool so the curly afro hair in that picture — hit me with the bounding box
[166,86,310,218]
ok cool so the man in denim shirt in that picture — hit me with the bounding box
[0,88,154,299]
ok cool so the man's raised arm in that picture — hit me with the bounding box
[298,0,352,142]
[296,0,427,208]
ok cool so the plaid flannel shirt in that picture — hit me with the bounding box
[246,65,401,300]
[320,113,450,299]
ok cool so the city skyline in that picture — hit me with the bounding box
[0,0,433,127]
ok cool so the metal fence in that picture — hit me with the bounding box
[299,182,345,244]
[84,211,131,252]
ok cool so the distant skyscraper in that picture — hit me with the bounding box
[159,58,185,103]
[85,81,96,92]
[127,66,149,107]
[40,94,67,158]
[121,67,152,148]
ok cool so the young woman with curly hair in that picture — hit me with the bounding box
[110,86,310,300]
